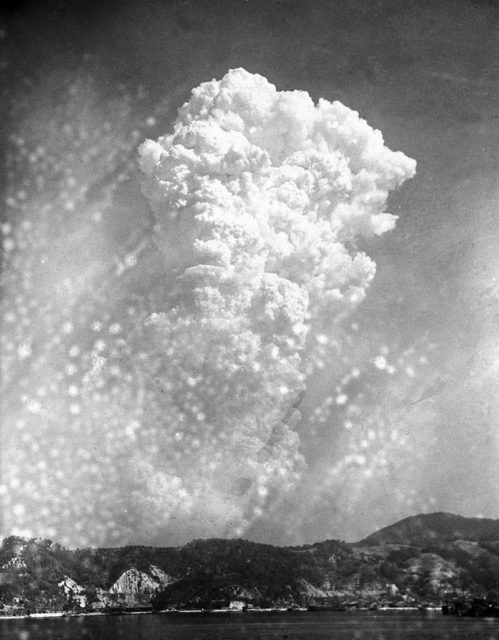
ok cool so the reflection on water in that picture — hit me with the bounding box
[1,611,499,640]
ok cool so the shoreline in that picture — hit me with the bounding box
[0,606,440,621]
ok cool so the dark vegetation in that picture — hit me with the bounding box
[358,513,499,547]
[2,513,499,612]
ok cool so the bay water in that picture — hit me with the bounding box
[1,610,499,640]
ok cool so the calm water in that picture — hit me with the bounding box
[2,611,499,640]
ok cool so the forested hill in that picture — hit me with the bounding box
[358,512,499,547]
[2,513,499,613]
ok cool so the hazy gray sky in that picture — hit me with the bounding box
[1,0,498,548]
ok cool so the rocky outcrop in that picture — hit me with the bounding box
[1,541,27,571]
[406,553,460,595]
[109,567,160,596]
[2,555,27,571]
[58,576,85,595]
[298,579,329,599]
[149,564,175,587]
[58,576,87,609]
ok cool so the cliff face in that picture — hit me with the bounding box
[109,567,162,596]
[1,513,499,613]
[106,565,175,605]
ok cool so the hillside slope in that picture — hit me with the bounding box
[357,513,499,547]
[1,513,499,613]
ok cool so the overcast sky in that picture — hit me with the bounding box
[1,0,498,548]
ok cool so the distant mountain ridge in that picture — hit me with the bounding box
[358,512,499,547]
[1,512,499,614]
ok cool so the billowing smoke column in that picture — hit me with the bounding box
[0,68,416,547]
[134,68,416,538]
